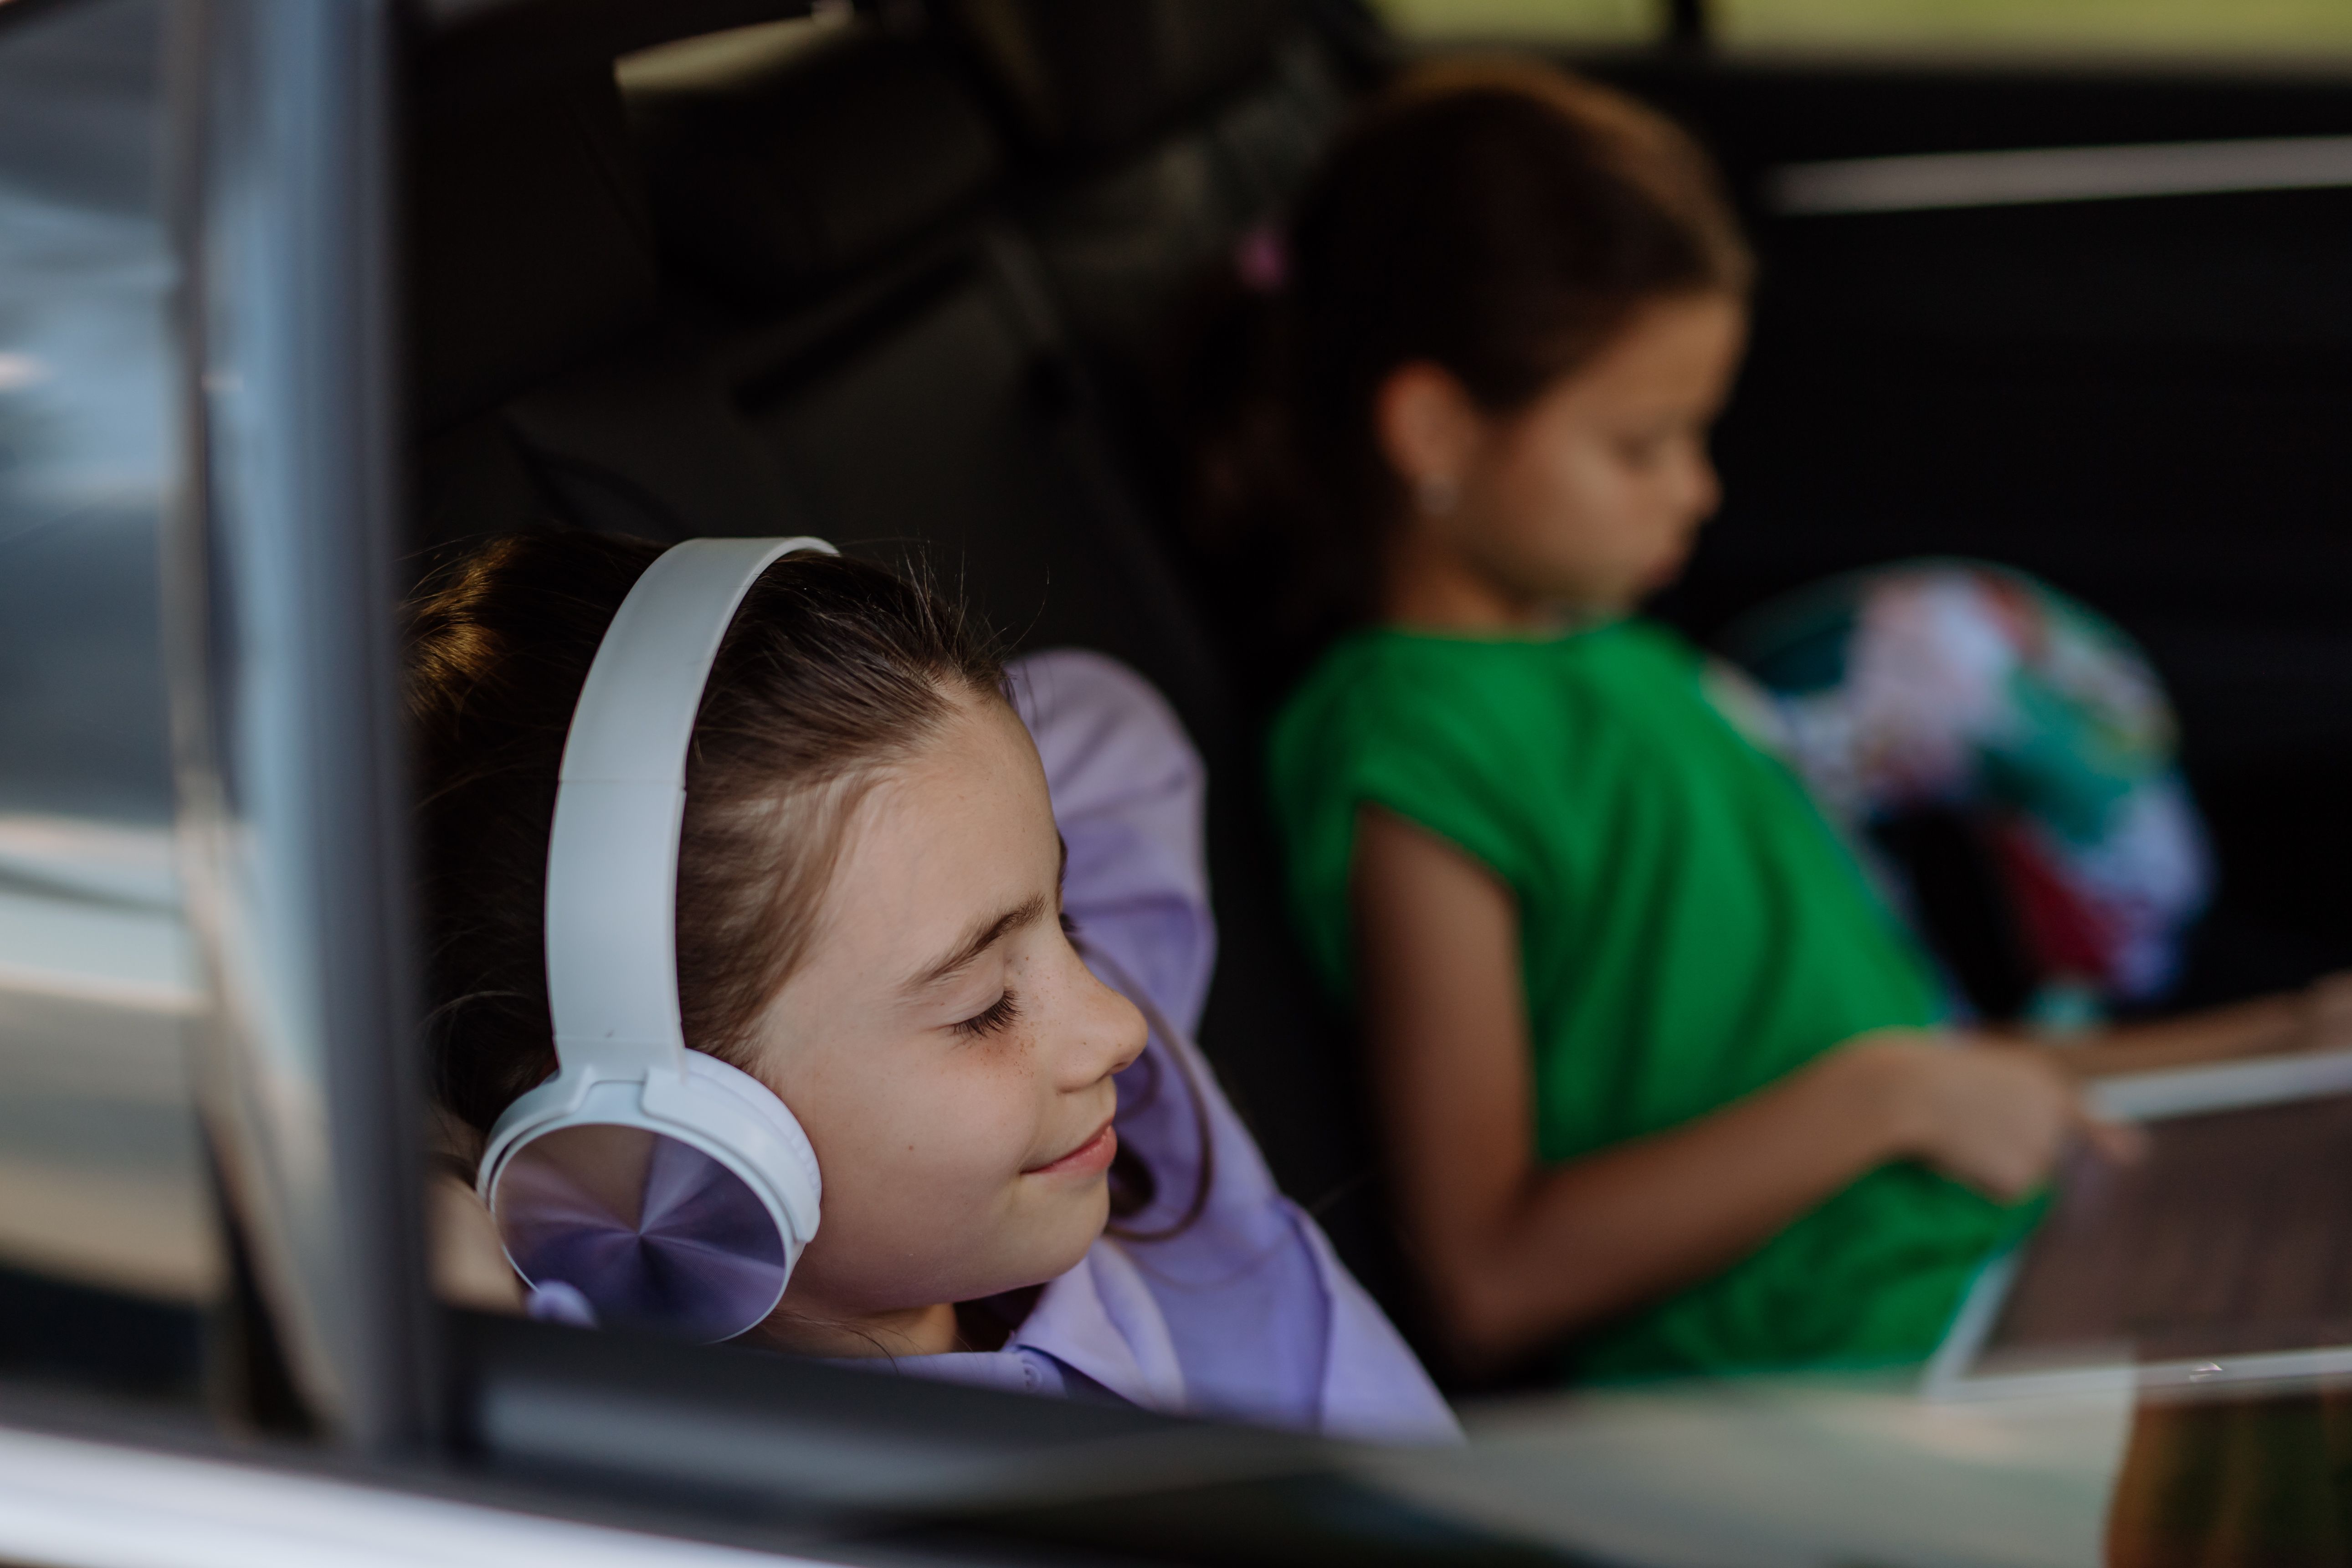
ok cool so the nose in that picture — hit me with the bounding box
[1064,958,1149,1090]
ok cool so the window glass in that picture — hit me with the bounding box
[0,0,216,1401]
[1370,0,1659,45]
[390,7,2343,1564]
[1716,0,2352,58]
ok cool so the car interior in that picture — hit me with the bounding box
[404,0,2352,1384]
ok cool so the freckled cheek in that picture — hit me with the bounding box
[822,1066,1043,1219]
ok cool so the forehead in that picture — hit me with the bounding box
[1520,293,1744,430]
[814,696,1056,951]
[1596,293,1745,384]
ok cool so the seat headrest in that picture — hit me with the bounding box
[628,25,1003,302]
[946,0,1297,162]
[408,74,662,433]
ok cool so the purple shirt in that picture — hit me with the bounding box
[859,651,1458,1445]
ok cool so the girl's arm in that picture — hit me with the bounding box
[2041,978,2352,1080]
[1352,806,2124,1370]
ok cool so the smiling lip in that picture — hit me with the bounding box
[1027,1119,1117,1177]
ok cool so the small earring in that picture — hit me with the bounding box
[1417,475,1459,517]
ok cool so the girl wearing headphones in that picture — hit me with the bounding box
[407,531,1454,1443]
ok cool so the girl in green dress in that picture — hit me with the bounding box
[1192,58,2352,1381]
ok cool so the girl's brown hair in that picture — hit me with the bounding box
[1183,58,1752,673]
[409,533,1010,1135]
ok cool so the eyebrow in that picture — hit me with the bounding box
[900,839,1070,994]
[902,889,1050,993]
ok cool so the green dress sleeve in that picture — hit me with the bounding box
[1268,636,1546,1004]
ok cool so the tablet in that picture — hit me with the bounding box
[1924,1047,2352,1401]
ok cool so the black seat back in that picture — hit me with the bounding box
[407,66,797,565]
[629,20,1226,739]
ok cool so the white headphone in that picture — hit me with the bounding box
[476,537,834,1342]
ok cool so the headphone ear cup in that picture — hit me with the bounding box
[677,1050,823,1212]
[482,1058,821,1344]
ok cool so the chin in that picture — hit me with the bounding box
[1021,1188,1113,1281]
[1642,539,1698,593]
[939,1187,1110,1305]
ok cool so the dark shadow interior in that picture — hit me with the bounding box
[403,0,2352,1383]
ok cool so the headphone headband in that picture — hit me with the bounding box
[542,537,837,1076]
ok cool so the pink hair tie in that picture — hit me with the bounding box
[1234,225,1289,294]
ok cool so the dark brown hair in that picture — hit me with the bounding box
[1182,58,1752,674]
[409,532,1008,1134]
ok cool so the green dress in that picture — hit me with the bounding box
[1268,619,2026,1380]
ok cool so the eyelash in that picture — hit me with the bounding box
[953,991,1021,1039]
[946,903,1068,1039]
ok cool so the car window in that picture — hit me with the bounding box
[16,0,2352,1563]
[1379,0,2352,56]
[0,0,216,1405]
[406,5,2352,1558]
[1716,0,2352,56]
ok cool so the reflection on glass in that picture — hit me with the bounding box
[0,0,217,1388]
[491,1123,788,1342]
[1717,0,2352,57]
[1369,0,1655,44]
[613,11,852,93]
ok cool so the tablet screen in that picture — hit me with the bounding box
[1975,1094,2352,1375]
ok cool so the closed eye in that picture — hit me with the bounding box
[952,990,1022,1039]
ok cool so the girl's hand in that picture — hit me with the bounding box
[2303,972,2352,1052]
[1833,1031,2143,1202]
